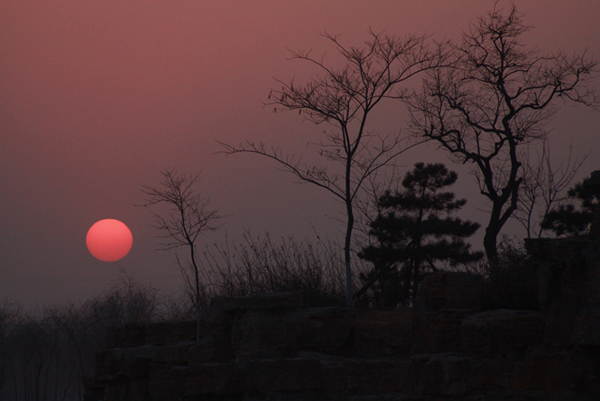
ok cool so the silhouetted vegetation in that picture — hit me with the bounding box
[481,237,539,311]
[142,169,222,341]
[0,275,165,401]
[357,163,483,307]
[542,170,600,237]
[406,4,598,262]
[220,30,450,308]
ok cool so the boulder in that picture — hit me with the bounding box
[412,309,472,354]
[461,309,543,357]
[571,306,600,346]
[352,309,413,357]
[231,307,353,359]
[417,271,482,312]
[209,291,303,316]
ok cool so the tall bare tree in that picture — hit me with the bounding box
[406,5,598,262]
[142,170,221,341]
[220,31,448,308]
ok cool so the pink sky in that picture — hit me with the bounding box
[1,1,599,308]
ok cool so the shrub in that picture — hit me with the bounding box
[481,237,539,311]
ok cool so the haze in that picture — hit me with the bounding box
[1,1,599,309]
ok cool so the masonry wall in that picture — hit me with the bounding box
[85,239,600,401]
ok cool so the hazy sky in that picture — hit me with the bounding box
[2,1,599,309]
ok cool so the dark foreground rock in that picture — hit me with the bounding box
[85,239,600,401]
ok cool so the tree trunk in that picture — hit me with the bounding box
[344,200,354,309]
[483,223,499,264]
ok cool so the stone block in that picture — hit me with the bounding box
[461,309,543,357]
[231,307,353,359]
[412,309,471,354]
[352,309,413,357]
[417,272,482,312]
[144,320,199,346]
[412,353,472,396]
[184,362,246,398]
[106,323,146,349]
[209,291,303,316]
[572,306,600,346]
[152,341,195,366]
[243,357,323,395]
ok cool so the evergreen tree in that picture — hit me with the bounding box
[358,163,483,307]
[541,170,600,237]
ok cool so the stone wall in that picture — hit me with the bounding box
[85,240,600,401]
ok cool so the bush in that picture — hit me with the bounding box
[197,232,355,309]
[481,237,539,311]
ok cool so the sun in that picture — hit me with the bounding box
[86,219,133,262]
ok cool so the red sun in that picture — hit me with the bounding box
[86,219,133,262]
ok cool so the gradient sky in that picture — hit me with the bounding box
[2,1,599,309]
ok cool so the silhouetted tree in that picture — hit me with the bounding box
[358,163,482,307]
[142,170,221,341]
[542,170,600,237]
[406,4,598,262]
[513,139,587,238]
[220,31,449,308]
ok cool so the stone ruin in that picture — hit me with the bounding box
[84,238,600,401]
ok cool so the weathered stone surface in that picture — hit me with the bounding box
[542,301,581,347]
[148,365,187,401]
[231,307,354,359]
[525,238,600,305]
[152,341,196,366]
[572,306,600,346]
[507,348,600,393]
[209,291,303,315]
[412,309,472,354]
[412,353,471,396]
[416,272,482,312]
[461,309,543,357]
[352,309,413,357]
[244,357,323,395]
[85,237,600,401]
[145,320,199,346]
[106,323,147,349]
[184,362,246,398]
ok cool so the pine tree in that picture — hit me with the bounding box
[358,163,483,307]
[541,170,600,237]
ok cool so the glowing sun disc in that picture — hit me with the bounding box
[86,219,133,262]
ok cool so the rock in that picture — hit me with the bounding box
[572,306,600,346]
[231,307,353,359]
[461,309,543,357]
[106,323,147,349]
[145,320,198,346]
[209,291,303,316]
[184,362,246,398]
[412,353,472,396]
[507,348,600,393]
[243,357,323,395]
[417,271,482,312]
[412,309,472,354]
[152,341,195,366]
[321,357,413,395]
[352,309,413,357]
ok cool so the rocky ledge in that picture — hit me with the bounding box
[85,240,600,401]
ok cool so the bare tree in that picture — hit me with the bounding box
[142,170,221,341]
[407,4,598,262]
[220,31,448,308]
[514,139,587,238]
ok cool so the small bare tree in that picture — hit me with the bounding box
[142,170,221,340]
[220,31,448,308]
[514,139,587,238]
[407,4,598,262]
